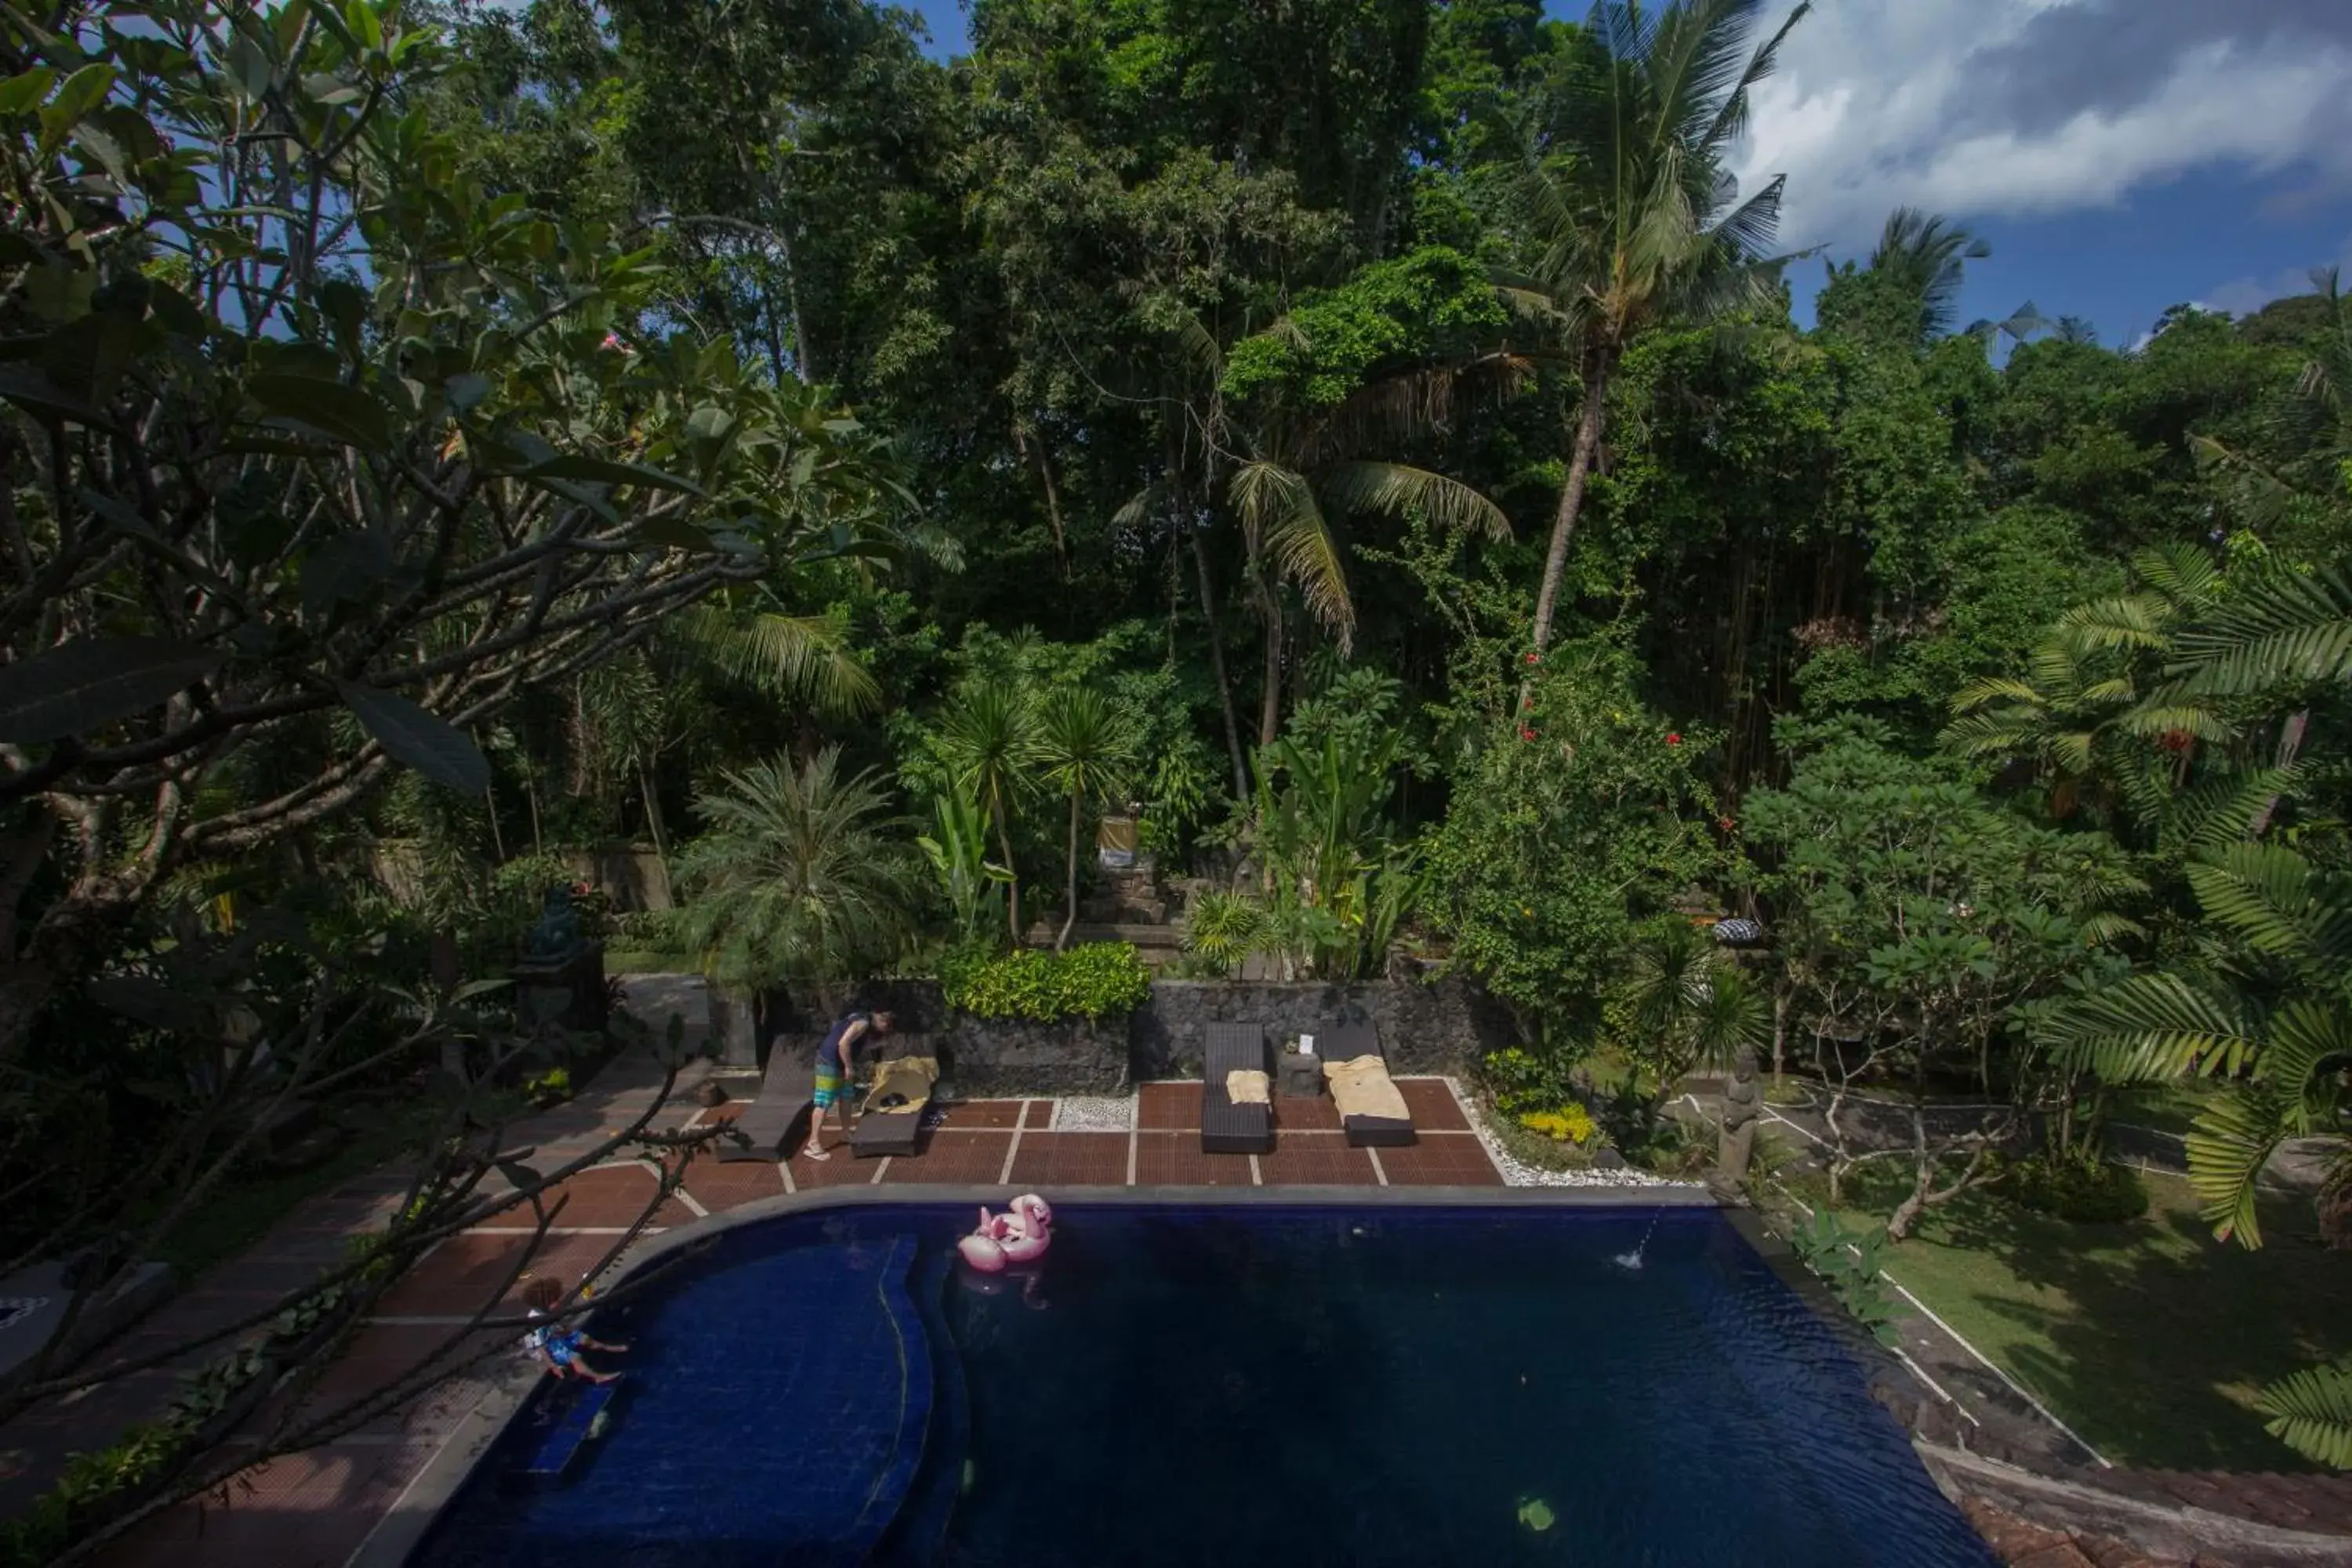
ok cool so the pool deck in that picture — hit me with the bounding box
[54,1065,1561,1568]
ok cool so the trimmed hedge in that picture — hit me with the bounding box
[941,942,1151,1022]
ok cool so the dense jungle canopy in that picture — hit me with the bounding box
[4,0,2352,1522]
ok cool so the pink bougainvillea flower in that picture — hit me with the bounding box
[1717,815,1736,833]
[1665,732,1682,745]
[1519,728,1537,742]
[1523,652,1540,666]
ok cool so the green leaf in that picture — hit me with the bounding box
[0,637,223,743]
[41,309,138,404]
[524,453,705,495]
[444,371,490,412]
[223,33,271,100]
[247,373,390,451]
[335,681,491,793]
[636,515,717,553]
[85,975,210,1033]
[49,62,114,124]
[0,67,57,116]
[0,365,109,426]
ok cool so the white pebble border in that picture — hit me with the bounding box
[1443,1077,1684,1189]
[1051,1094,1136,1132]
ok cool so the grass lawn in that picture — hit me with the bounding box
[1817,1167,2352,1472]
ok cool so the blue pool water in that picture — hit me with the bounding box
[410,1203,1996,1567]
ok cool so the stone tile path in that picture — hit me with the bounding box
[34,1058,1504,1566]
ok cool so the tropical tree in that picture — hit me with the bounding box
[1031,688,1138,951]
[937,683,1043,944]
[1621,919,1769,1120]
[1504,0,1811,656]
[0,0,913,1060]
[918,793,1014,948]
[669,750,920,1001]
[1942,545,2230,825]
[1864,207,1991,346]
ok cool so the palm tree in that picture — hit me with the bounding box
[938,683,1041,946]
[1625,922,1771,1092]
[1031,687,1138,952]
[1507,0,1811,657]
[1943,545,2231,824]
[669,749,920,1004]
[2040,839,2352,1465]
[1868,206,1991,344]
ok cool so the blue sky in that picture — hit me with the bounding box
[896,0,2352,348]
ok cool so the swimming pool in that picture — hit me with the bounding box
[409,1200,1995,1567]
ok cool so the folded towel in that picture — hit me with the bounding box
[1323,1054,1410,1123]
[1224,1069,1270,1105]
[862,1056,939,1114]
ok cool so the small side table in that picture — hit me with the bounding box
[1277,1049,1323,1099]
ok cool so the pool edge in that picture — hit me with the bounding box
[352,1182,1720,1568]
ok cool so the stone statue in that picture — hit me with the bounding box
[1717,1042,1759,1184]
[522,885,585,964]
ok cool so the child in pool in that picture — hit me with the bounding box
[521,1276,628,1385]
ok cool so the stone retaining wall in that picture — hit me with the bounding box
[618,975,1514,1094]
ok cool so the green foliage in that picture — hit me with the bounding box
[1991,1151,2151,1224]
[1517,1104,1596,1145]
[1478,1045,1584,1117]
[2256,1360,2352,1471]
[1221,245,1506,408]
[940,942,1152,1022]
[670,750,922,996]
[1423,639,1724,1040]
[1787,1210,1905,1348]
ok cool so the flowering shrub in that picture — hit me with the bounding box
[1518,1105,1597,1145]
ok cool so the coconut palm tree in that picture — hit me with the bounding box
[1506,0,1811,658]
[1867,206,1992,345]
[670,749,920,1003]
[938,682,1042,946]
[1031,687,1138,952]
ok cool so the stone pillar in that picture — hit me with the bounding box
[1718,1043,1759,1183]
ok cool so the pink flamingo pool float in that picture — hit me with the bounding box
[958,1193,1053,1272]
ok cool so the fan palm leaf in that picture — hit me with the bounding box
[2256,1361,2352,1470]
[2183,844,2352,970]
[2170,566,2352,698]
[1232,459,1356,648]
[673,604,882,720]
[2039,972,2264,1083]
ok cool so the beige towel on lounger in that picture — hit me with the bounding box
[1225,1069,1271,1105]
[862,1055,938,1114]
[1323,1053,1410,1123]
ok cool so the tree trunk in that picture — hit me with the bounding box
[1015,423,1070,580]
[1257,592,1285,748]
[1528,356,1613,657]
[996,804,1022,948]
[1191,523,1251,800]
[638,760,669,863]
[1056,792,1081,953]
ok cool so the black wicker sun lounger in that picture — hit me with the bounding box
[1202,1022,1274,1156]
[718,1035,814,1163]
[849,1054,938,1159]
[1321,1022,1415,1148]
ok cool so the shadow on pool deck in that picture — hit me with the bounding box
[69,1069,1509,1568]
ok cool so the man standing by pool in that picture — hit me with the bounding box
[801,1007,894,1160]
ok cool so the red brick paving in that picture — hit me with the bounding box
[1138,1081,1199,1130]
[1007,1131,1130,1186]
[786,1141,884,1189]
[880,1129,1014,1184]
[1257,1132,1380,1185]
[1019,1098,1055,1129]
[934,1099,1025,1129]
[1371,1132,1506,1187]
[469,1165,697,1229]
[1131,1131,1256,1186]
[1397,1077,1471,1131]
[679,1157,785,1211]
[1272,1092,1342,1132]
[375,1232,617,1318]
[100,1443,430,1568]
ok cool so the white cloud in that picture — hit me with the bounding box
[1730,1,2352,255]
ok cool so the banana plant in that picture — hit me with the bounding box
[918,793,1014,948]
